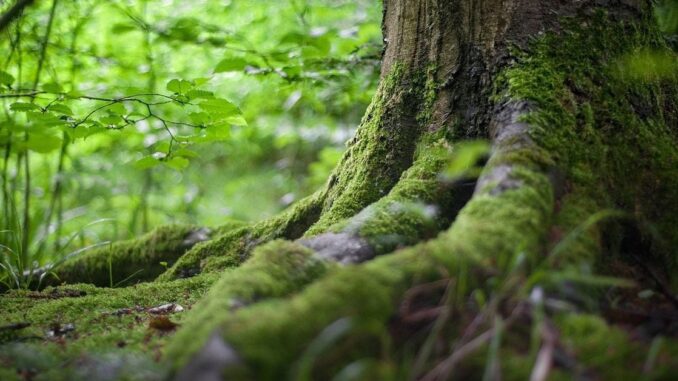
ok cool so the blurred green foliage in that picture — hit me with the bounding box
[0,0,381,282]
[618,0,678,80]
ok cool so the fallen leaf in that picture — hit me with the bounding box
[149,316,178,331]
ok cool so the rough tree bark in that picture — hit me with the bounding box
[2,0,678,380]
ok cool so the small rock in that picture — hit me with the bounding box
[46,323,75,338]
[148,303,184,314]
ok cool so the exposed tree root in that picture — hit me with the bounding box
[38,224,210,288]
[166,104,556,378]
[157,190,326,281]
[2,5,678,381]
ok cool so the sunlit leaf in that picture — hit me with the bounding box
[24,134,63,153]
[42,83,63,93]
[10,102,40,112]
[134,156,161,170]
[26,111,65,127]
[445,140,490,179]
[107,102,127,116]
[215,57,248,73]
[99,115,124,126]
[188,112,210,125]
[68,125,106,140]
[111,23,137,34]
[165,156,190,170]
[186,89,214,100]
[198,98,240,116]
[166,79,193,94]
[48,103,73,116]
[174,148,199,158]
[224,115,247,126]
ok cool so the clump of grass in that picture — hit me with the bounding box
[0,204,115,290]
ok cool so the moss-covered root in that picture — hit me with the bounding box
[157,191,325,281]
[38,225,210,288]
[305,64,425,235]
[166,156,555,379]
[166,240,333,376]
[300,142,474,263]
[160,63,430,280]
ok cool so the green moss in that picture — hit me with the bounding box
[321,141,454,254]
[158,191,324,280]
[496,11,678,274]
[549,189,605,268]
[165,240,333,369]
[166,152,555,379]
[0,272,220,380]
[555,313,678,380]
[415,64,439,125]
[44,224,204,288]
[211,219,248,235]
[306,64,425,234]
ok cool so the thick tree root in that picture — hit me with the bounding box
[300,141,474,263]
[157,190,325,281]
[166,121,556,378]
[37,224,210,288]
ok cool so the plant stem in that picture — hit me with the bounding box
[21,0,58,262]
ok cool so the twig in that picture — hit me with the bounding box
[529,320,558,381]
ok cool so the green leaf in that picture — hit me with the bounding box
[186,89,214,100]
[174,148,199,158]
[225,115,248,126]
[24,134,63,153]
[215,57,248,73]
[192,77,211,86]
[153,141,171,153]
[68,125,106,140]
[0,71,14,86]
[107,102,127,116]
[164,156,190,170]
[206,123,231,139]
[67,89,84,98]
[10,102,41,112]
[199,98,241,117]
[188,112,210,125]
[133,156,161,170]
[445,140,490,179]
[111,23,137,34]
[47,103,73,116]
[280,31,306,45]
[99,115,124,126]
[42,83,63,93]
[166,79,193,94]
[26,111,65,127]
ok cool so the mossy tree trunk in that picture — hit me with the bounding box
[2,1,678,380]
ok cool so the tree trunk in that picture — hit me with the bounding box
[2,1,678,380]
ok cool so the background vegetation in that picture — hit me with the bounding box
[0,0,676,289]
[0,0,381,287]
